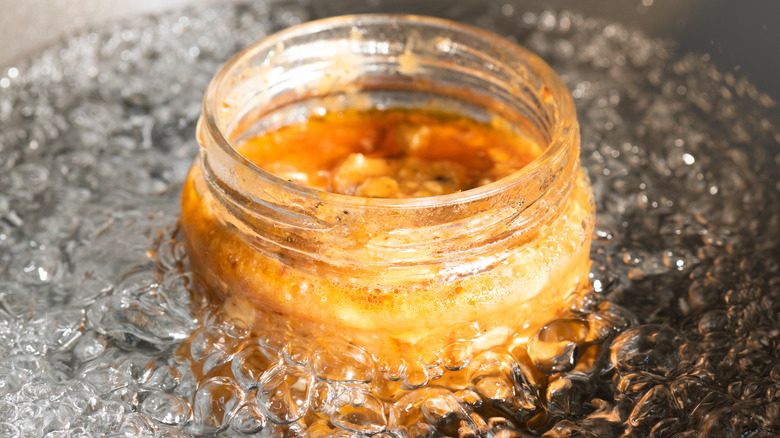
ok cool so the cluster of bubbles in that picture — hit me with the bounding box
[0,0,778,436]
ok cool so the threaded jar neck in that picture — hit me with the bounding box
[196,14,579,273]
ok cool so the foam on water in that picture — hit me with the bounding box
[0,1,779,437]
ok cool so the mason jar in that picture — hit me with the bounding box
[180,15,594,379]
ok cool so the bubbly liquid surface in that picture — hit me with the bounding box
[0,1,778,437]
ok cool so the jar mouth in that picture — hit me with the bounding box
[200,14,578,209]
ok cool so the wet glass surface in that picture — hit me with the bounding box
[0,1,778,436]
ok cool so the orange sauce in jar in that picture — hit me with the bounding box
[181,107,593,369]
[237,109,542,197]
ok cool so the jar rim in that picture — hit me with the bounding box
[201,14,578,208]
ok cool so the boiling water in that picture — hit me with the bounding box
[0,1,778,437]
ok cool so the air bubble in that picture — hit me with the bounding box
[330,389,387,434]
[309,340,375,383]
[257,364,311,425]
[191,376,242,434]
[11,246,64,285]
[609,325,682,375]
[546,373,592,416]
[230,404,266,434]
[527,319,588,373]
[231,344,277,390]
[140,390,191,426]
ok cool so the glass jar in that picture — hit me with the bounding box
[181,15,594,375]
